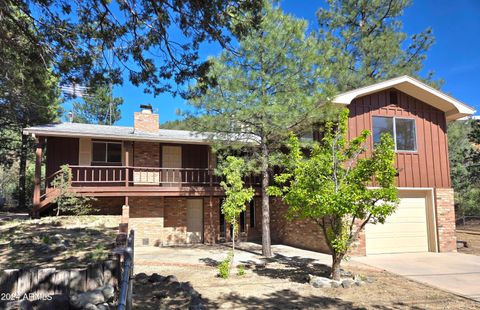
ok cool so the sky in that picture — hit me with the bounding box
[72,0,480,127]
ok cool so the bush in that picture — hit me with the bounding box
[218,251,233,279]
[237,264,245,276]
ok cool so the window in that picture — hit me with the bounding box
[92,141,122,164]
[249,200,255,228]
[240,210,246,233]
[372,116,417,152]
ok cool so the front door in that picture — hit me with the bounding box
[162,145,182,185]
[187,199,203,243]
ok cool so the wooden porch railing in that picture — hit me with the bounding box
[47,165,261,187]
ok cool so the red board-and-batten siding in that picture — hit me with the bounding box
[347,88,451,188]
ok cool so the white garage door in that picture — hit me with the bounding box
[365,191,429,255]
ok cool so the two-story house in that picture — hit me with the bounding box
[24,76,475,255]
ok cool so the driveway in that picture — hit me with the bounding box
[352,252,480,301]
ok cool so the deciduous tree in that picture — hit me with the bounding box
[270,110,398,280]
[219,156,254,272]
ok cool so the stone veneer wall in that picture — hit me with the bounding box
[435,188,457,252]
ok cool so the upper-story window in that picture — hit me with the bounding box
[372,116,417,152]
[92,141,122,164]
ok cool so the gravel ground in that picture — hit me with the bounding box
[133,245,480,309]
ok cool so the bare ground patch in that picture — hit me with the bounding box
[134,250,479,309]
[0,215,120,269]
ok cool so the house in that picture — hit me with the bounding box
[24,75,475,255]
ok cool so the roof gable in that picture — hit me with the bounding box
[333,76,475,121]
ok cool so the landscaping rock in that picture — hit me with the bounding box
[70,290,105,309]
[96,303,110,310]
[341,279,355,288]
[340,269,353,277]
[365,277,375,283]
[330,280,342,288]
[4,299,33,310]
[148,273,164,283]
[33,295,69,310]
[309,275,332,288]
[164,275,178,284]
[83,303,98,310]
[355,280,365,287]
[101,285,115,301]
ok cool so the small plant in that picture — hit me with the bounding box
[85,244,108,261]
[237,264,246,276]
[41,235,51,245]
[218,251,233,279]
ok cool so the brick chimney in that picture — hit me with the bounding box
[134,104,159,133]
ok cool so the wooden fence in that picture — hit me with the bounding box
[0,260,118,299]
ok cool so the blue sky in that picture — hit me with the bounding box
[74,0,480,126]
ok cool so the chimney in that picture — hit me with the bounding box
[134,104,159,133]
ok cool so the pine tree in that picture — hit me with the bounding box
[187,1,336,257]
[72,86,123,125]
[317,0,437,90]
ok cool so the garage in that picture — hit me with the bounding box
[365,190,436,255]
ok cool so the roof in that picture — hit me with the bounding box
[23,122,213,144]
[333,75,476,121]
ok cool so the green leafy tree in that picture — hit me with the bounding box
[51,165,96,216]
[1,0,263,96]
[0,5,61,209]
[220,156,255,273]
[72,86,123,125]
[187,1,336,257]
[270,110,398,280]
[317,0,437,90]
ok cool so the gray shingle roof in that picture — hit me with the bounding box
[23,122,213,144]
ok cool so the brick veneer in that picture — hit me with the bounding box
[435,188,457,252]
[134,111,159,133]
[129,197,165,247]
[270,198,331,253]
[203,197,220,244]
[91,197,123,215]
[133,141,160,167]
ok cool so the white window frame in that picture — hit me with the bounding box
[372,116,417,153]
[91,141,123,164]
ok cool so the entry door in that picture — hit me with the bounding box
[187,199,203,243]
[365,191,429,255]
[162,146,182,185]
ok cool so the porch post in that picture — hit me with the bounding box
[32,136,45,217]
[124,141,131,206]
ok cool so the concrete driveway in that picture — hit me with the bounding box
[353,252,480,301]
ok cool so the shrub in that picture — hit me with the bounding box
[218,251,233,279]
[237,264,245,276]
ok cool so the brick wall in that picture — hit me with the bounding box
[270,198,331,254]
[134,112,159,133]
[91,197,123,215]
[163,198,188,245]
[435,188,457,252]
[133,141,160,167]
[203,197,220,244]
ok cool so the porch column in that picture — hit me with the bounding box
[32,137,45,217]
[124,141,132,206]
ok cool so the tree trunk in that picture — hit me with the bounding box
[331,252,344,281]
[261,142,272,257]
[18,133,28,209]
[231,222,235,272]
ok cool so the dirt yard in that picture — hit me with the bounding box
[133,245,479,309]
[0,214,120,269]
[457,220,480,256]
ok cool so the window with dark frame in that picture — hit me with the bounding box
[91,141,122,164]
[240,210,246,233]
[372,116,417,152]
